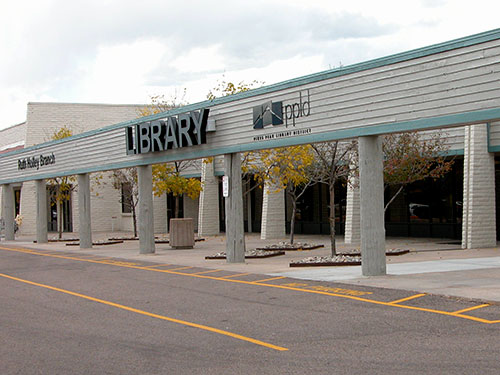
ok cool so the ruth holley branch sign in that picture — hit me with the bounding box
[18,153,56,171]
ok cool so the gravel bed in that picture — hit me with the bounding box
[108,237,204,243]
[108,237,139,241]
[290,255,362,267]
[338,248,410,256]
[256,242,324,251]
[66,240,124,246]
[206,249,285,259]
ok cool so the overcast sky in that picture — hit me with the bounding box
[1,0,499,130]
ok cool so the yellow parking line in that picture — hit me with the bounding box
[389,294,426,304]
[192,269,223,275]
[0,272,288,352]
[1,246,499,325]
[219,273,251,279]
[453,304,490,315]
[166,266,193,271]
[143,263,171,268]
[254,276,286,283]
[75,255,107,259]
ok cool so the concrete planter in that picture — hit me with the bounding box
[169,218,195,249]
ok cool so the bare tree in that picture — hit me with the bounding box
[383,131,454,212]
[310,140,358,255]
[110,168,139,237]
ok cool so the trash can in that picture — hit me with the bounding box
[169,218,195,249]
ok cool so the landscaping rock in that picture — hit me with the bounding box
[290,255,361,267]
[256,242,324,251]
[206,249,285,259]
[338,248,410,256]
[66,240,124,246]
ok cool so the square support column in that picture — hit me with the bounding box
[462,124,497,248]
[198,158,220,236]
[359,136,386,276]
[2,184,15,240]
[260,179,285,239]
[138,165,155,254]
[35,179,48,244]
[224,153,245,263]
[77,174,92,249]
[344,172,361,245]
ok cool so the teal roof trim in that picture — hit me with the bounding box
[1,107,494,185]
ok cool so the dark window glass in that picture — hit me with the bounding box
[121,183,132,214]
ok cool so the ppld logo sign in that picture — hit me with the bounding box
[253,90,310,129]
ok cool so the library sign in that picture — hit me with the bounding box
[125,108,211,155]
[18,153,56,171]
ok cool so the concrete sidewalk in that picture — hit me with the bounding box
[4,232,500,303]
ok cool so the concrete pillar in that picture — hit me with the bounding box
[138,165,155,254]
[344,173,361,245]
[224,153,245,263]
[198,159,220,236]
[359,136,386,276]
[462,124,496,249]
[35,179,48,244]
[2,184,15,240]
[260,180,286,239]
[77,174,92,249]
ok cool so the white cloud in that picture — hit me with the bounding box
[76,39,168,103]
[1,0,499,128]
[169,45,226,74]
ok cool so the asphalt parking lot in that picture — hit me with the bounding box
[1,243,500,374]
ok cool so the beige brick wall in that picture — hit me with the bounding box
[184,195,199,232]
[198,160,220,235]
[25,102,144,147]
[0,122,26,150]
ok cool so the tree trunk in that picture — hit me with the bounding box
[329,184,336,256]
[290,199,297,245]
[247,192,252,233]
[57,199,63,239]
[131,202,137,238]
[384,185,404,212]
[174,195,180,218]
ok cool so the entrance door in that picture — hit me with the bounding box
[47,186,73,232]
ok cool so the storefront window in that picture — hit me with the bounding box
[121,183,133,214]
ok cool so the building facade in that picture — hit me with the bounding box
[2,29,500,276]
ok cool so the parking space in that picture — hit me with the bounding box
[1,244,499,325]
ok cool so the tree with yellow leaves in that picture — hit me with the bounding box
[206,76,264,101]
[152,162,202,219]
[252,145,315,244]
